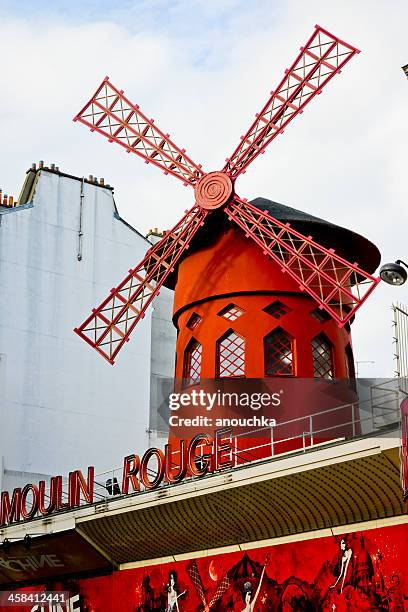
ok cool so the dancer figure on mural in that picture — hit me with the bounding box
[385,574,407,612]
[136,575,155,611]
[241,556,269,612]
[166,570,186,612]
[330,538,353,594]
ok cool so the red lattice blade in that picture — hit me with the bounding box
[209,574,231,608]
[74,206,208,364]
[225,197,380,326]
[224,26,359,178]
[74,77,204,186]
[187,561,207,608]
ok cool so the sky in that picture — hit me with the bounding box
[0,0,407,377]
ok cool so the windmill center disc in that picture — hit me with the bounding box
[195,172,233,210]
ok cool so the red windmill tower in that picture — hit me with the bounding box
[73,26,381,389]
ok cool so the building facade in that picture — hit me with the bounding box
[0,165,175,493]
[0,170,407,611]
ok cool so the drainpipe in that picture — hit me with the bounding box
[77,178,85,261]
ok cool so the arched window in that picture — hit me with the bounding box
[217,330,245,378]
[312,333,334,379]
[264,327,294,376]
[183,338,202,386]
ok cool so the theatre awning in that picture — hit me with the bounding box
[0,530,111,586]
[76,443,405,564]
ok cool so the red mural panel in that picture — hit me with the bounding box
[1,522,407,611]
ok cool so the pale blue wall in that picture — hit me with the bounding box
[0,169,175,490]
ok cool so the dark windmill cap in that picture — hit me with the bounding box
[251,197,380,274]
[160,197,380,289]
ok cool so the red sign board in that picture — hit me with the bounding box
[0,431,233,528]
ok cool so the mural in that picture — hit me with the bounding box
[1,522,407,611]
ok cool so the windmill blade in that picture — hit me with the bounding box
[187,560,208,608]
[74,77,204,186]
[208,573,231,608]
[225,197,380,326]
[224,26,359,179]
[74,206,208,364]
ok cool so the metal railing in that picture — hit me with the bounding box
[393,303,408,396]
[89,380,404,505]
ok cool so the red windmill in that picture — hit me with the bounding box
[73,25,381,377]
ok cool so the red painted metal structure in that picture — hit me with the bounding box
[73,25,381,366]
[173,226,356,380]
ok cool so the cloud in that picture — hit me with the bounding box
[1,0,407,376]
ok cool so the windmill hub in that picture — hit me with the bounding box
[194,172,233,210]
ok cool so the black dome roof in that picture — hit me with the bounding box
[160,196,381,289]
[250,197,380,274]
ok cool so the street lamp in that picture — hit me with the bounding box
[379,260,408,286]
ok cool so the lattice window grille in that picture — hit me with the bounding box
[312,334,334,379]
[187,312,202,330]
[218,303,244,321]
[218,330,245,378]
[263,300,290,319]
[310,307,331,323]
[264,327,294,376]
[184,339,202,385]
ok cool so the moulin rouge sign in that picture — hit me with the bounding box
[0,431,232,528]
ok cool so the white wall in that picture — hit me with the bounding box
[149,286,177,448]
[0,169,172,490]
[146,232,177,448]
